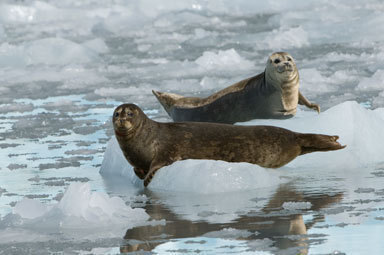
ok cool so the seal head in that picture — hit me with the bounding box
[266,52,298,85]
[113,104,145,137]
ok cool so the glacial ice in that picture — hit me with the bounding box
[0,38,99,67]
[0,182,151,241]
[357,69,384,91]
[101,101,384,193]
[195,48,254,71]
[242,101,384,169]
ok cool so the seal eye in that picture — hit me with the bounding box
[287,57,292,61]
[127,112,134,117]
[114,112,119,118]
[274,59,281,64]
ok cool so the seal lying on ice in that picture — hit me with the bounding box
[153,52,320,124]
[112,104,344,186]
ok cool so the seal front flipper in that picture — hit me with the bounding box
[143,160,170,187]
[134,167,147,180]
[297,134,346,155]
[298,91,320,113]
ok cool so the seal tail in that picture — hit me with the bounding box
[297,134,346,155]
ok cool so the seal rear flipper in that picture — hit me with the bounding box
[297,134,346,155]
[152,90,184,115]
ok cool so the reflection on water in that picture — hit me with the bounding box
[121,185,342,254]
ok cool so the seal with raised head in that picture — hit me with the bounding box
[153,52,320,124]
[113,104,345,187]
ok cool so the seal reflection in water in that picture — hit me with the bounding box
[112,104,345,187]
[153,52,320,124]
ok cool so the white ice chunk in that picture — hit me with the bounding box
[262,26,309,49]
[241,101,384,169]
[0,24,5,40]
[356,69,384,91]
[100,136,143,187]
[82,38,109,54]
[101,101,384,195]
[149,160,282,194]
[0,38,98,67]
[4,182,151,241]
[94,86,148,97]
[373,91,384,108]
[203,228,253,239]
[282,201,312,211]
[195,48,254,71]
[13,198,51,219]
[299,68,335,93]
[0,4,37,23]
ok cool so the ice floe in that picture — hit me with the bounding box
[242,101,384,169]
[0,182,152,242]
[195,48,254,71]
[0,38,99,68]
[101,101,384,194]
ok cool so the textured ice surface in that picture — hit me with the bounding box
[242,101,384,169]
[0,182,150,242]
[195,48,254,70]
[282,201,312,211]
[0,38,99,67]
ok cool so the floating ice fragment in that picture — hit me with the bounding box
[356,69,384,91]
[263,26,309,49]
[100,136,143,187]
[6,182,151,240]
[282,201,312,210]
[203,228,254,239]
[195,48,254,71]
[13,198,51,219]
[82,38,109,54]
[149,160,282,194]
[0,38,98,67]
[0,24,5,40]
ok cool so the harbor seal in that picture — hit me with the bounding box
[153,52,320,124]
[112,104,345,187]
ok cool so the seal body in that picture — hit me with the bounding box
[153,52,320,124]
[113,104,345,187]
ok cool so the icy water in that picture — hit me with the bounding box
[1,0,384,254]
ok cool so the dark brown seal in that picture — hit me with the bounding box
[113,104,345,187]
[153,52,320,124]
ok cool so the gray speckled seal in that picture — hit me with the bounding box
[153,52,320,124]
[112,104,345,187]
